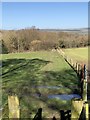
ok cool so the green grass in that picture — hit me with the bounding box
[64,47,90,102]
[2,51,79,118]
[64,47,88,65]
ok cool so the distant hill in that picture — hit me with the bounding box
[40,28,88,34]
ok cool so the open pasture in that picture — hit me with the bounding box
[64,47,88,66]
[1,51,79,118]
[63,47,90,100]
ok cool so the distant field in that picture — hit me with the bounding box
[64,47,88,65]
[2,51,79,118]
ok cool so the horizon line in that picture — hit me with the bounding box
[1,27,88,31]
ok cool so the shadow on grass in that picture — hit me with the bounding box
[2,58,79,94]
[2,58,79,118]
[2,58,50,76]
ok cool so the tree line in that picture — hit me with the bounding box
[0,28,88,54]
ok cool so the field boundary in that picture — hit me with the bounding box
[57,48,88,99]
[57,48,89,119]
[1,49,89,119]
[57,48,88,78]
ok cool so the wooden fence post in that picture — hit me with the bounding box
[75,63,77,70]
[78,64,79,74]
[73,63,75,69]
[8,95,20,119]
[75,63,77,69]
[78,64,81,75]
[71,98,83,120]
[82,64,87,102]
[84,102,89,120]
[76,63,78,73]
[82,64,89,120]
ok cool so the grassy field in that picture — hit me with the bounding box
[64,47,90,102]
[64,47,88,66]
[2,51,79,118]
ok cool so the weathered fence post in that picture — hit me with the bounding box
[82,64,89,120]
[75,62,77,70]
[71,64,89,120]
[8,95,20,119]
[84,102,89,120]
[71,98,83,120]
[81,65,89,120]
[82,64,87,102]
[73,63,76,69]
[78,64,81,75]
[76,63,78,73]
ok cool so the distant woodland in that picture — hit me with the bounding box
[0,28,89,54]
